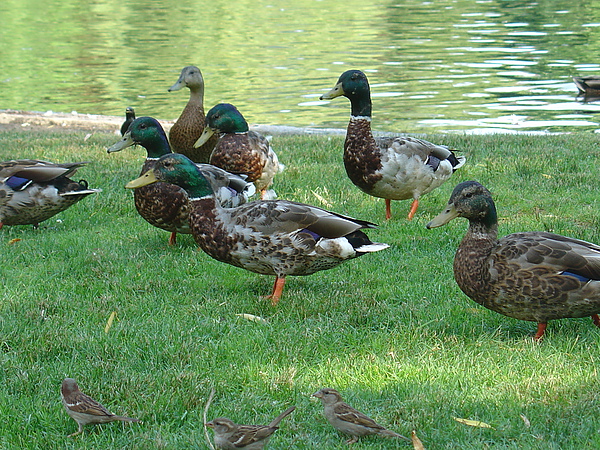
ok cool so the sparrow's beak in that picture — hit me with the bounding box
[205,421,214,428]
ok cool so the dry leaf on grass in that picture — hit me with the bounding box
[453,417,494,429]
[104,311,117,333]
[236,313,268,324]
[411,430,425,449]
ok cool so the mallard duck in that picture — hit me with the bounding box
[120,107,136,136]
[168,65,218,163]
[0,159,100,228]
[194,103,283,200]
[573,76,600,97]
[426,180,600,340]
[125,153,389,305]
[320,70,466,220]
[107,116,255,246]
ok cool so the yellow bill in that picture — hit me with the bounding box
[125,169,159,189]
[426,203,459,229]
[320,81,344,100]
[194,127,215,148]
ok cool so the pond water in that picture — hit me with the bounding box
[2,0,600,134]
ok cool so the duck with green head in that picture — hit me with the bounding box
[0,159,100,229]
[427,180,600,340]
[168,65,218,163]
[321,69,466,220]
[195,103,283,200]
[107,116,255,246]
[126,153,388,305]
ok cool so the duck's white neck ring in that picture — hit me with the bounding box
[350,115,372,122]
[190,195,213,201]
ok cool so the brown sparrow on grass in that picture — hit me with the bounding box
[206,405,295,449]
[61,378,140,437]
[312,388,409,444]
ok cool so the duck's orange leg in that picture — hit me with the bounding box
[265,277,286,306]
[385,199,392,220]
[533,322,547,341]
[407,198,419,220]
[592,314,600,327]
[168,232,177,246]
[260,189,267,200]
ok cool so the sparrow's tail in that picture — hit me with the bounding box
[113,415,141,423]
[380,428,411,442]
[268,406,296,427]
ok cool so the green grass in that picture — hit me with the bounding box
[2,128,600,449]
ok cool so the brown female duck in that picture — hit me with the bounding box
[427,180,600,340]
[168,65,218,162]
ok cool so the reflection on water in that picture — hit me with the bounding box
[2,0,600,134]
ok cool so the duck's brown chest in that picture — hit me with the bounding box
[210,134,263,182]
[343,120,382,192]
[189,200,238,265]
[453,238,497,305]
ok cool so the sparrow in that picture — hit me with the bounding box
[312,388,410,445]
[61,378,140,437]
[206,405,295,449]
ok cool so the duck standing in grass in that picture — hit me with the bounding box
[194,103,283,200]
[321,69,465,220]
[107,116,255,246]
[0,159,100,229]
[168,65,218,162]
[120,107,136,136]
[126,153,388,305]
[426,180,600,340]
